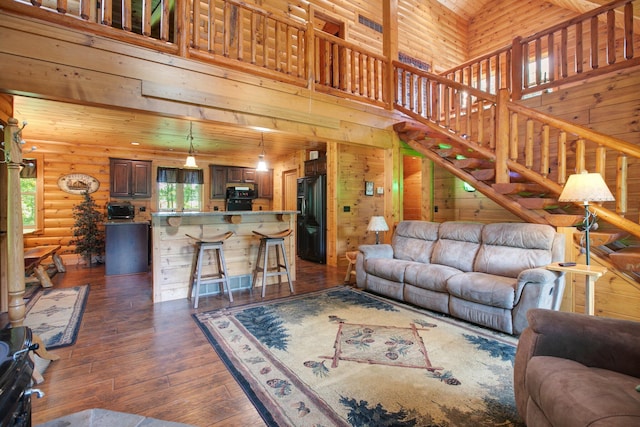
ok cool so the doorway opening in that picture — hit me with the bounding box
[403,156,423,220]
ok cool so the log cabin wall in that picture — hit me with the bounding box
[337,143,385,269]
[402,155,422,220]
[398,0,468,72]
[467,0,579,58]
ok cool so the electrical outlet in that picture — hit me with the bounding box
[139,206,146,212]
[434,206,438,212]
[344,206,350,212]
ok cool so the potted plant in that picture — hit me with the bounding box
[70,191,105,265]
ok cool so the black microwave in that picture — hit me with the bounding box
[107,202,135,220]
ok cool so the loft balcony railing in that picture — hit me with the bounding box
[0,0,389,105]
[441,0,639,100]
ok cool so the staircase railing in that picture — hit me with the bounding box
[441,0,639,100]
[394,60,640,239]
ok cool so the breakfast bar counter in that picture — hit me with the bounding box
[151,211,297,303]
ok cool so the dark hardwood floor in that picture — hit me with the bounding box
[30,259,344,426]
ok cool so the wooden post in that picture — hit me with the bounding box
[4,118,26,326]
[383,0,398,109]
[495,89,510,184]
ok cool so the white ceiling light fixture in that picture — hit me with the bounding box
[184,122,198,168]
[256,133,268,172]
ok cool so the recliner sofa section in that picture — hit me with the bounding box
[355,221,566,334]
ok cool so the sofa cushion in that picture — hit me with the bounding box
[475,223,555,278]
[431,222,483,272]
[365,258,415,283]
[404,263,462,292]
[527,356,640,427]
[447,272,517,309]
[392,221,440,263]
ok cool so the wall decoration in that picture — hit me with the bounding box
[365,181,374,196]
[58,173,100,195]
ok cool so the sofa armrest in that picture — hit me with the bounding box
[514,308,640,419]
[355,244,393,289]
[358,243,394,260]
[514,268,559,302]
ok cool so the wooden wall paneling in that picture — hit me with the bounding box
[336,142,385,267]
[397,0,467,71]
[402,155,422,220]
[468,0,577,58]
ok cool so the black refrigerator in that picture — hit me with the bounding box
[297,175,326,263]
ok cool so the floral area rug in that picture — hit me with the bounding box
[193,286,524,427]
[24,285,89,349]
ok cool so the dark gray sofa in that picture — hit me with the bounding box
[355,220,566,334]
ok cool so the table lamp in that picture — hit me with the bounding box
[558,171,615,265]
[368,216,389,244]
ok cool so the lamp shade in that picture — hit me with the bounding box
[367,216,389,232]
[558,171,615,203]
[184,155,198,168]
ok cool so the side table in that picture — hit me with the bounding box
[546,262,607,315]
[344,251,358,284]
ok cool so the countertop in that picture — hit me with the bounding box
[103,220,151,225]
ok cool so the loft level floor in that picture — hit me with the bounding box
[24,259,342,426]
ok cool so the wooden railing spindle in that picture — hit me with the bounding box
[617,154,628,216]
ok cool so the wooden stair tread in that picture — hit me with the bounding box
[543,213,585,227]
[470,169,495,181]
[573,231,629,247]
[609,247,640,271]
[492,183,548,195]
[451,158,494,169]
[517,197,560,209]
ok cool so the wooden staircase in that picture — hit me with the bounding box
[391,64,640,278]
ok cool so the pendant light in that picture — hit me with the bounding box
[184,122,198,168]
[256,133,268,172]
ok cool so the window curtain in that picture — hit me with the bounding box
[157,167,203,184]
[20,159,37,178]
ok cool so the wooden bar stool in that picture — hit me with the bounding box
[186,231,234,308]
[251,229,294,298]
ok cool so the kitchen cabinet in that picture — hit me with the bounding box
[256,169,273,199]
[304,156,327,176]
[105,221,149,275]
[110,158,152,198]
[227,167,256,183]
[210,165,227,199]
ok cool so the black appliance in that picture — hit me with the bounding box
[0,326,43,427]
[106,201,135,220]
[226,186,255,211]
[297,175,326,263]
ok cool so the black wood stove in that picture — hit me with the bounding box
[0,327,42,427]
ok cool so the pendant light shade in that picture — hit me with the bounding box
[184,122,198,168]
[256,134,268,172]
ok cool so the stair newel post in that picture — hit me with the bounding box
[495,88,510,184]
[4,118,26,326]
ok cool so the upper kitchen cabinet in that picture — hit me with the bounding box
[256,169,273,199]
[228,167,256,183]
[110,158,152,198]
[304,156,327,176]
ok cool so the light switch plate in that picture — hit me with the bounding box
[376,187,384,195]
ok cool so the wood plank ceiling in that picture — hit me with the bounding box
[10,0,627,163]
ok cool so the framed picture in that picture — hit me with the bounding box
[365,181,374,196]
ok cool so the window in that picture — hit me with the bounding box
[157,167,203,212]
[20,155,44,233]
